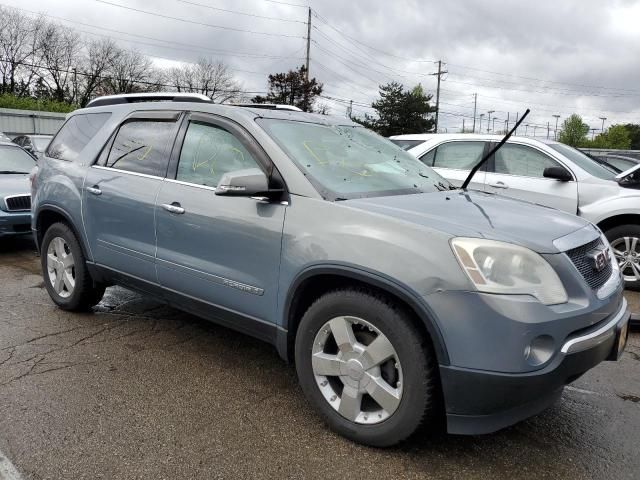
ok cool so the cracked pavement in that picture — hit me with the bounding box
[0,236,639,480]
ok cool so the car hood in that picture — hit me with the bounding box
[0,174,30,207]
[344,190,590,253]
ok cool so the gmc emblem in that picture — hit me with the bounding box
[588,248,610,272]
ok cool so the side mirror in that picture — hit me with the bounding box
[23,144,33,152]
[543,166,572,182]
[215,168,269,196]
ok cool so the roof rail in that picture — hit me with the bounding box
[86,92,212,108]
[230,103,302,112]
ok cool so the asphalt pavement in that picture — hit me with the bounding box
[0,237,639,480]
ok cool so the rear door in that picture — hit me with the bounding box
[154,113,286,325]
[82,111,181,282]
[484,142,578,213]
[418,140,488,190]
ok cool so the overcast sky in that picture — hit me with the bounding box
[3,0,640,134]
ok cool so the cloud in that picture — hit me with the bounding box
[5,0,639,132]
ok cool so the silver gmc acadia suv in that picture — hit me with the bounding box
[31,93,630,447]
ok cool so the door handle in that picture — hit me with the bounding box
[161,202,185,214]
[489,181,508,189]
[86,185,102,195]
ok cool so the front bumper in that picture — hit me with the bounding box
[0,210,32,236]
[441,298,630,435]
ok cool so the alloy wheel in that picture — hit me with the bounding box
[311,316,403,424]
[611,236,640,282]
[46,237,76,298]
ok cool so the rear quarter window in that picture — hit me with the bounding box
[46,112,111,161]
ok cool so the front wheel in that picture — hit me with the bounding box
[605,224,640,291]
[295,289,438,447]
[41,222,106,310]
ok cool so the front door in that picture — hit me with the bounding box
[155,114,286,324]
[82,112,180,281]
[484,142,578,213]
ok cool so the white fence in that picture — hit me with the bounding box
[0,108,67,137]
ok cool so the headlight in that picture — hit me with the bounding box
[451,238,568,305]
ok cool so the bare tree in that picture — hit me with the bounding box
[0,7,43,96]
[168,57,243,103]
[100,49,154,94]
[36,21,81,102]
[77,38,118,107]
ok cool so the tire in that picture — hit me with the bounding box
[295,289,438,447]
[41,222,106,311]
[604,224,640,291]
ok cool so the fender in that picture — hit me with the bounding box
[34,203,92,261]
[278,263,450,365]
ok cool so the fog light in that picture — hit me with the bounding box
[524,335,555,366]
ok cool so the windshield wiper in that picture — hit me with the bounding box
[0,170,29,174]
[461,109,530,190]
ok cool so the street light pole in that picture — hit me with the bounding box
[599,116,607,134]
[552,115,560,140]
[479,113,485,132]
[487,110,495,132]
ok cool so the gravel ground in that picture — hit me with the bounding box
[0,237,639,480]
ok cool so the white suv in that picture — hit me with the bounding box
[391,134,640,289]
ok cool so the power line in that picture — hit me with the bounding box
[3,4,301,60]
[176,0,306,23]
[92,0,305,38]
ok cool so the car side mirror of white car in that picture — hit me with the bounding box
[543,166,572,182]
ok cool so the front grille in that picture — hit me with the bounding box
[565,238,613,291]
[4,195,31,211]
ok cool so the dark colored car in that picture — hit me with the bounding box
[0,141,35,236]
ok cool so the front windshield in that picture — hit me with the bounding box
[549,143,616,180]
[0,145,36,172]
[258,119,452,200]
[32,137,51,151]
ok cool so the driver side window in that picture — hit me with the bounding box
[176,122,261,188]
[493,144,560,178]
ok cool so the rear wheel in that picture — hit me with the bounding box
[295,289,438,447]
[41,222,105,310]
[605,224,640,290]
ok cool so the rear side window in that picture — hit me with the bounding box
[389,139,425,151]
[46,113,111,161]
[176,122,261,188]
[433,141,484,170]
[105,120,177,177]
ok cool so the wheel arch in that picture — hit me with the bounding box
[279,265,450,366]
[597,214,640,234]
[35,205,91,261]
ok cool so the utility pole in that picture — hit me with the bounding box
[472,93,477,133]
[462,118,465,132]
[506,112,510,131]
[487,110,494,132]
[533,125,538,137]
[547,121,550,139]
[514,112,519,134]
[599,116,607,134]
[553,115,560,140]
[347,99,353,119]
[72,68,78,106]
[479,113,485,133]
[430,60,448,132]
[305,7,311,82]
[492,117,497,133]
